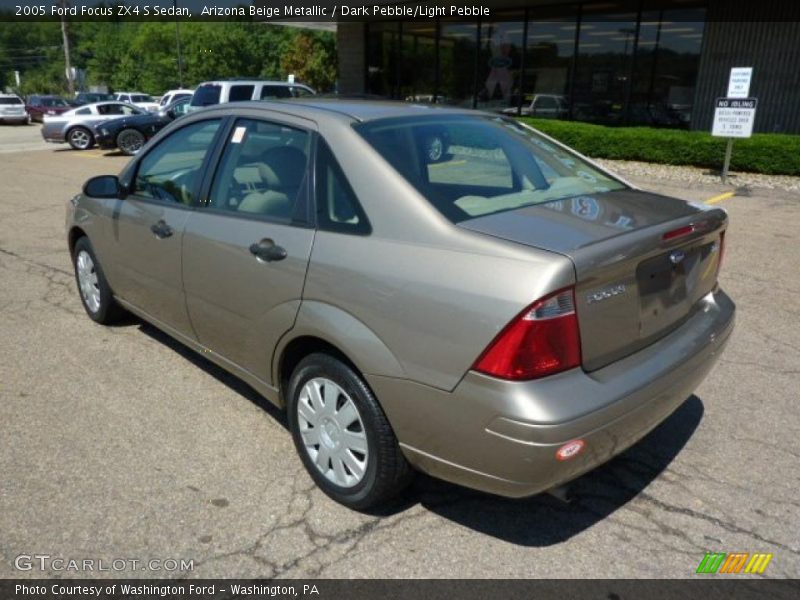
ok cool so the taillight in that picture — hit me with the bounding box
[716,231,726,279]
[473,287,582,380]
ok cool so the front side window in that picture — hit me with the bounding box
[292,87,314,98]
[260,86,292,100]
[315,139,369,234]
[98,104,140,116]
[207,119,310,221]
[229,85,255,102]
[133,120,221,206]
[355,115,626,223]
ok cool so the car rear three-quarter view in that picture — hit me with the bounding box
[66,100,735,510]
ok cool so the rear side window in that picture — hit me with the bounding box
[229,85,255,102]
[133,120,222,206]
[260,86,292,100]
[207,118,310,221]
[191,84,221,107]
[75,107,91,115]
[315,139,369,235]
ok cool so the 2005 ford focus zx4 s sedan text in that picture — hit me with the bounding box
[66,100,735,509]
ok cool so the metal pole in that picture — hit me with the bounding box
[174,0,184,87]
[60,0,74,94]
[722,138,734,184]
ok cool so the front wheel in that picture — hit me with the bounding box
[287,353,412,510]
[67,126,94,150]
[116,128,146,155]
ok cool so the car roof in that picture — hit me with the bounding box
[199,80,307,86]
[254,98,479,123]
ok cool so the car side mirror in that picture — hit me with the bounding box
[83,175,125,199]
[166,109,176,119]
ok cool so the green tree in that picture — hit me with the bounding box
[281,31,337,91]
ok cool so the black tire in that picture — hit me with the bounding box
[67,126,94,150]
[287,353,413,510]
[72,237,124,324]
[116,128,146,156]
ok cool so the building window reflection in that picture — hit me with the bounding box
[401,22,437,102]
[439,21,479,107]
[476,12,525,112]
[524,14,577,118]
[631,8,706,127]
[363,2,706,128]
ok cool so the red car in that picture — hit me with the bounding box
[25,95,71,123]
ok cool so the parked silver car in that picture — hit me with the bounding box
[0,94,30,124]
[42,102,144,150]
[66,101,734,509]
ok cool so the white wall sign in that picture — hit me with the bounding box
[727,67,753,98]
[712,97,757,138]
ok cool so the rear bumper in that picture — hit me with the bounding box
[368,288,735,497]
[0,114,28,123]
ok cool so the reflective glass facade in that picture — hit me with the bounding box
[364,1,706,127]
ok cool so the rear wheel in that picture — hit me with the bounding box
[287,353,412,510]
[67,126,94,150]
[116,128,146,155]
[72,237,124,324]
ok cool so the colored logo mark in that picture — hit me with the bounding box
[696,552,773,574]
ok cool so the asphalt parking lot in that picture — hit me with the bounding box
[1,124,798,579]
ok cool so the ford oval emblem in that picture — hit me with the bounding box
[669,250,686,265]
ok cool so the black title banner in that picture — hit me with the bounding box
[2,579,800,600]
[4,0,800,22]
[3,0,495,22]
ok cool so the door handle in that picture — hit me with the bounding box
[150,220,173,239]
[249,239,287,262]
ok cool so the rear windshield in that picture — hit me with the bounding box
[191,84,221,107]
[41,97,68,107]
[354,115,626,223]
[0,97,22,105]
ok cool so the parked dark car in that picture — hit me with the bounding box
[72,92,116,106]
[93,97,190,155]
[26,95,71,122]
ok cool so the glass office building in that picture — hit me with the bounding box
[338,1,800,133]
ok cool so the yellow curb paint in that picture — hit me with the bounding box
[705,191,735,205]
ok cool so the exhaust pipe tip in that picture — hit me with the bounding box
[546,484,574,503]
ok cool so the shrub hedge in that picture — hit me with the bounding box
[518,117,800,176]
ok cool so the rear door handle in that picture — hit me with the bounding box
[249,239,287,262]
[150,220,173,239]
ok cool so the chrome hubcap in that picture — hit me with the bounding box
[297,377,368,488]
[427,137,444,161]
[76,250,101,313]
[119,131,143,153]
[71,130,90,149]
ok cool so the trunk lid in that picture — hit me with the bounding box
[460,189,727,371]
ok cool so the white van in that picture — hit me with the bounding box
[188,80,315,111]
